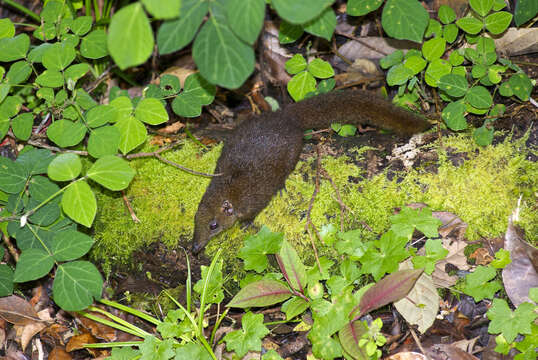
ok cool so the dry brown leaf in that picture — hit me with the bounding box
[0,295,41,325]
[157,121,185,135]
[160,67,196,88]
[426,344,479,360]
[15,308,51,352]
[433,211,468,240]
[387,352,427,360]
[78,312,117,341]
[66,332,97,352]
[149,135,174,146]
[494,28,538,56]
[469,247,493,265]
[336,37,420,62]
[502,216,538,306]
[433,0,469,17]
[49,346,72,360]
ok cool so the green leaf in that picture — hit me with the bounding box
[238,226,283,272]
[0,96,21,118]
[86,104,117,128]
[470,0,494,16]
[41,0,64,23]
[157,0,208,54]
[71,16,92,36]
[490,249,511,269]
[441,100,467,130]
[472,64,487,78]
[403,55,426,75]
[514,0,538,26]
[134,98,169,125]
[307,58,334,79]
[272,0,332,24]
[438,74,468,97]
[508,73,533,101]
[425,19,442,38]
[276,239,307,292]
[386,63,413,86]
[347,0,383,16]
[304,7,336,41]
[227,0,265,45]
[411,239,448,274]
[487,299,537,343]
[35,70,64,88]
[278,21,303,44]
[381,0,429,43]
[171,73,216,117]
[141,0,181,19]
[223,312,270,357]
[287,71,316,102]
[464,265,501,301]
[64,63,90,84]
[285,54,307,75]
[51,230,94,261]
[465,86,492,109]
[438,5,456,24]
[282,297,309,320]
[0,264,14,296]
[13,249,54,282]
[485,11,513,34]
[17,149,55,175]
[42,42,76,71]
[62,180,96,227]
[0,117,8,139]
[109,96,132,123]
[443,23,459,43]
[425,58,452,87]
[53,261,103,311]
[456,16,483,34]
[193,13,255,89]
[28,175,60,202]
[108,3,154,70]
[48,153,82,181]
[380,50,403,69]
[422,37,446,61]
[473,125,494,146]
[360,231,409,281]
[227,279,291,308]
[115,116,147,154]
[0,18,15,39]
[47,120,86,147]
[6,61,32,85]
[87,125,120,158]
[80,29,108,59]
[0,34,30,62]
[193,259,224,304]
[0,84,10,104]
[87,155,135,191]
[0,157,27,194]
[12,113,33,141]
[390,207,442,239]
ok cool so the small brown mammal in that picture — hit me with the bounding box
[192,90,430,253]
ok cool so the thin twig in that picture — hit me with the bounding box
[410,327,431,360]
[122,191,140,223]
[125,140,183,159]
[27,139,89,155]
[155,153,220,177]
[2,231,19,262]
[320,169,345,232]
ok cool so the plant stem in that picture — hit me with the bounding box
[1,0,40,22]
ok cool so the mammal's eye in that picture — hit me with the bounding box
[209,220,218,231]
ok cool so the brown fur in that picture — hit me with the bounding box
[192,90,430,253]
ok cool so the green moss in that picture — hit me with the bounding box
[92,133,536,272]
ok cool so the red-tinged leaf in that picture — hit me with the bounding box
[227,280,292,308]
[353,269,423,319]
[0,295,41,325]
[275,239,307,293]
[338,320,368,360]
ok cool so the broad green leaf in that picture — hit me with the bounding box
[182,72,216,105]
[347,0,383,16]
[487,299,537,343]
[0,18,15,39]
[404,55,426,75]
[62,181,96,227]
[304,7,336,41]
[272,0,332,24]
[470,0,494,17]
[87,125,120,158]
[53,261,103,311]
[87,155,136,191]
[171,93,203,117]
[35,70,64,88]
[287,71,316,102]
[134,98,168,125]
[386,63,413,86]
[0,157,27,194]
[48,153,82,181]
[47,120,86,147]
[141,0,181,19]
[86,105,117,128]
[28,198,60,226]
[465,86,492,109]
[223,312,270,358]
[438,74,468,97]
[0,34,30,62]
[425,19,442,38]
[338,321,369,359]
[0,96,21,118]
[33,23,56,41]
[508,73,533,101]
[0,264,14,296]
[13,249,54,282]
[227,0,265,45]
[115,116,147,154]
[193,14,255,89]
[514,0,538,26]
[380,50,404,69]
[456,16,483,34]
[157,0,208,54]
[227,280,292,308]
[279,21,303,44]
[0,84,9,104]
[80,29,108,59]
[11,113,33,141]
[472,64,487,78]
[72,16,92,36]
[485,11,513,35]
[28,175,60,202]
[0,117,8,139]
[42,42,76,71]
[473,125,494,146]
[443,23,458,43]
[17,149,55,175]
[422,37,446,61]
[438,5,456,24]
[40,0,64,23]
[308,58,334,79]
[425,58,452,87]
[381,0,429,43]
[276,239,307,292]
[108,3,153,69]
[441,100,467,130]
[109,96,132,123]
[6,61,32,85]
[52,230,94,261]
[285,54,307,75]
[64,63,90,83]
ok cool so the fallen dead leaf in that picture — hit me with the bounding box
[387,352,427,360]
[78,312,117,342]
[494,28,538,56]
[15,308,52,352]
[157,121,185,135]
[66,332,97,352]
[0,295,41,325]
[426,343,479,360]
[469,247,493,266]
[49,346,72,360]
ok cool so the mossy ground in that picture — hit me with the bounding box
[91,132,536,274]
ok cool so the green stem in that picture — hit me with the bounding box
[80,310,152,338]
[1,0,40,22]
[84,341,144,348]
[99,299,161,326]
